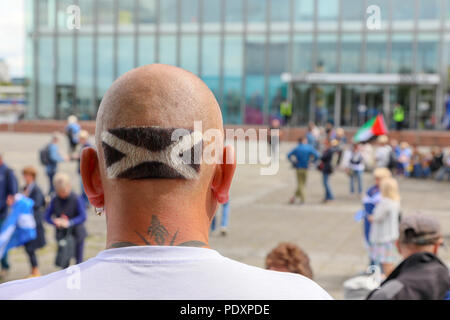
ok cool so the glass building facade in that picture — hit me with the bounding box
[25,0,450,129]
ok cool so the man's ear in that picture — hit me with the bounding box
[81,147,104,208]
[211,144,236,204]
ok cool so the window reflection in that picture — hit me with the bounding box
[247,0,267,32]
[223,35,242,124]
[294,0,314,31]
[138,35,155,66]
[77,36,94,120]
[159,35,177,66]
[180,35,199,74]
[160,0,178,31]
[366,34,388,73]
[317,34,338,72]
[245,35,266,124]
[38,36,54,118]
[317,0,338,30]
[391,34,413,73]
[340,34,362,73]
[202,35,221,98]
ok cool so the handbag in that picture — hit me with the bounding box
[55,227,76,269]
[317,161,325,171]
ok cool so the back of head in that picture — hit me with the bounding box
[373,167,392,180]
[380,177,400,202]
[265,242,313,279]
[399,213,442,247]
[82,64,235,248]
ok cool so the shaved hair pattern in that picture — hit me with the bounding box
[101,126,203,180]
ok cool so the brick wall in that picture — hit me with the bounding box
[1,120,449,147]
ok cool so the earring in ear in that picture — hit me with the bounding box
[95,207,104,216]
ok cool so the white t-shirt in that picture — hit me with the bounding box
[0,246,332,300]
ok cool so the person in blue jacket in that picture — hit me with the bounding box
[45,134,67,195]
[0,154,18,279]
[287,137,319,204]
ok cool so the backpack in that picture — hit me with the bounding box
[387,149,396,170]
[39,144,52,166]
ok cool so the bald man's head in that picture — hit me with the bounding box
[81,64,235,248]
[95,64,223,183]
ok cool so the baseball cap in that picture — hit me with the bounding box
[399,213,442,246]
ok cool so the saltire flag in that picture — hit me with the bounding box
[353,114,388,143]
[0,194,36,259]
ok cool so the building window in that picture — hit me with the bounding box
[391,33,414,73]
[77,35,94,120]
[38,0,54,31]
[159,35,177,66]
[223,35,243,124]
[366,34,388,73]
[270,0,290,32]
[180,35,199,74]
[118,35,135,76]
[79,0,94,32]
[418,0,440,30]
[294,0,314,31]
[181,0,199,32]
[247,0,267,32]
[392,0,415,30]
[38,36,54,118]
[268,35,289,118]
[202,35,221,98]
[57,36,74,85]
[341,0,364,31]
[98,0,114,32]
[138,35,155,66]
[340,34,362,73]
[160,0,178,32]
[417,34,439,73]
[317,0,338,30]
[245,35,266,124]
[97,36,114,100]
[317,34,338,72]
[118,0,135,32]
[225,0,243,32]
[203,0,221,33]
[293,34,314,73]
[138,0,156,31]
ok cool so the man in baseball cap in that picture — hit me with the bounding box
[367,213,450,300]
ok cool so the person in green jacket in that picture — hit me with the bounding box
[393,103,405,131]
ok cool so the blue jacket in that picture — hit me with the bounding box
[0,164,18,219]
[287,143,319,169]
[46,143,64,174]
[362,185,381,244]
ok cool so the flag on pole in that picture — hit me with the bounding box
[353,114,388,143]
[0,194,36,259]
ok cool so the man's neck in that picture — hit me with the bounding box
[106,212,210,250]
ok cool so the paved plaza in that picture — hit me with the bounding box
[1,131,449,299]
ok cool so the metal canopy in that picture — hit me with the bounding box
[281,73,441,86]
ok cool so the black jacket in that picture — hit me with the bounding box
[23,183,46,250]
[367,252,450,300]
[321,148,335,174]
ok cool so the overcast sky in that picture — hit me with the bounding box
[0,0,25,78]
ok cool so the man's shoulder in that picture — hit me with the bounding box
[219,257,332,299]
[0,268,72,299]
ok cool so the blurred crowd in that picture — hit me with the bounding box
[286,120,450,300]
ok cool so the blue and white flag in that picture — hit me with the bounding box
[0,194,36,259]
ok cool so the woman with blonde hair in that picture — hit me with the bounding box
[368,177,401,277]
